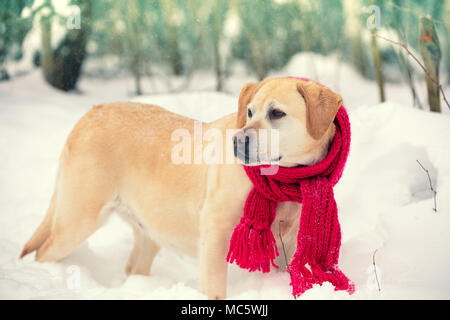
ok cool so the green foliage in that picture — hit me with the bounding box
[1,0,449,88]
[366,0,446,49]
[232,0,345,79]
[0,0,34,78]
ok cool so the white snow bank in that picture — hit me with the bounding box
[1,65,450,299]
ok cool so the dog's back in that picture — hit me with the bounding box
[20,103,213,261]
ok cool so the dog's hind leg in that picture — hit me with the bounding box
[32,162,117,262]
[34,193,114,263]
[121,212,159,276]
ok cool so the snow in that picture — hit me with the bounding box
[1,53,450,299]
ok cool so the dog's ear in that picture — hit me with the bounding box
[237,82,259,128]
[297,81,342,139]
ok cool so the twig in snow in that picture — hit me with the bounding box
[278,220,296,300]
[373,34,450,111]
[372,249,381,292]
[416,160,437,212]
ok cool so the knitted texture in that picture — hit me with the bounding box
[226,87,354,297]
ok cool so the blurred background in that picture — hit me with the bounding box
[1,0,449,112]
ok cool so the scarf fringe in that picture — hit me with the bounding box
[289,258,355,297]
[226,221,279,273]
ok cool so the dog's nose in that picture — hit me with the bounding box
[233,135,239,157]
[233,133,250,160]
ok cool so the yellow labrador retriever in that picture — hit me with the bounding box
[20,77,342,299]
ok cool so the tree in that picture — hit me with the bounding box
[343,0,367,77]
[445,0,450,84]
[233,0,288,80]
[367,0,386,103]
[122,0,149,95]
[210,1,227,91]
[159,0,184,76]
[419,16,442,112]
[390,2,422,108]
[40,0,92,91]
[0,0,34,80]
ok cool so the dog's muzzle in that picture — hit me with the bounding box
[233,133,252,164]
[233,131,281,165]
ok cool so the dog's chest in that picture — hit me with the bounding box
[274,202,301,230]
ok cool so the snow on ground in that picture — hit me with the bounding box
[1,53,450,299]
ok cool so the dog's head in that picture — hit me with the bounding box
[233,77,342,167]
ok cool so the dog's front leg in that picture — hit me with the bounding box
[199,204,232,300]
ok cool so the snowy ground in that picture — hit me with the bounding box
[1,53,450,299]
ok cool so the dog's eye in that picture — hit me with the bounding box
[248,109,253,118]
[269,109,286,120]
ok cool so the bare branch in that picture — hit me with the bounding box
[372,249,381,292]
[373,34,450,111]
[416,160,438,212]
[278,220,296,300]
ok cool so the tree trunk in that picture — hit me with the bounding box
[163,0,183,76]
[419,16,442,112]
[126,0,144,95]
[342,0,367,76]
[169,27,183,76]
[40,0,92,91]
[391,4,422,108]
[212,2,223,91]
[371,30,385,102]
[40,13,55,85]
[134,69,142,95]
[445,0,450,84]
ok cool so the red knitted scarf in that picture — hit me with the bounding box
[226,102,354,297]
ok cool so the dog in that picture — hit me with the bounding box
[20,77,343,299]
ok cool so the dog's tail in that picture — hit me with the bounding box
[20,145,68,260]
[20,190,56,259]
